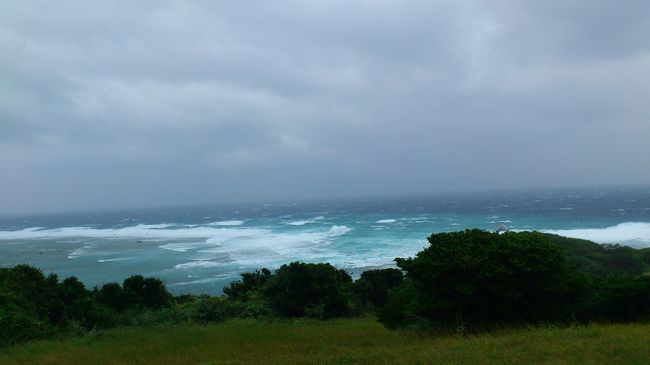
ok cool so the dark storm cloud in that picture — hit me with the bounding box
[2,1,649,215]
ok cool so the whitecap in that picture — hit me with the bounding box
[376,219,397,224]
[543,222,650,247]
[174,261,223,270]
[286,216,325,226]
[0,224,260,240]
[170,274,234,286]
[209,220,245,226]
[287,220,313,226]
[343,257,396,268]
[68,244,95,259]
[97,257,132,263]
[3,222,353,268]
[194,225,350,266]
[328,225,352,235]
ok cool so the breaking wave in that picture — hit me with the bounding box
[286,216,325,226]
[543,222,650,247]
[209,220,245,226]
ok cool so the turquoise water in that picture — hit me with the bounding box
[1,186,650,294]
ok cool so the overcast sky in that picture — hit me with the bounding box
[2,1,650,215]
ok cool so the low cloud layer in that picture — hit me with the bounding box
[2,1,650,215]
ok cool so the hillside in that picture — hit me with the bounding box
[544,233,650,276]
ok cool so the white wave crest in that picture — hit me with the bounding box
[328,225,352,235]
[209,220,245,226]
[543,222,650,247]
[197,225,351,266]
[97,257,132,263]
[376,219,397,224]
[67,243,96,259]
[286,216,325,226]
[174,261,223,270]
[170,274,234,286]
[287,220,312,226]
[2,222,353,267]
[0,224,260,240]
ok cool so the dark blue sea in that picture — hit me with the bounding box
[2,186,649,294]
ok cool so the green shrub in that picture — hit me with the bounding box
[377,279,419,328]
[587,275,650,322]
[223,269,272,301]
[381,230,590,330]
[0,298,49,346]
[96,282,130,312]
[189,296,239,323]
[264,262,353,318]
[353,268,404,309]
[123,275,172,309]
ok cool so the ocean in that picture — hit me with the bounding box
[1,186,650,294]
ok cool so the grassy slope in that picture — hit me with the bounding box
[2,319,650,365]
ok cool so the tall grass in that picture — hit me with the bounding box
[2,318,650,364]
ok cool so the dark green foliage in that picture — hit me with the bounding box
[545,234,649,276]
[639,248,650,266]
[59,277,87,306]
[97,282,130,312]
[0,296,48,346]
[0,265,173,346]
[97,275,172,312]
[0,265,63,324]
[264,262,353,318]
[382,230,590,330]
[377,279,419,328]
[587,275,650,322]
[57,276,98,328]
[189,296,237,323]
[223,268,272,301]
[353,268,404,308]
[127,276,172,309]
[0,266,60,345]
[224,262,355,318]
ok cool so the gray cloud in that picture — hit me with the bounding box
[2,1,649,215]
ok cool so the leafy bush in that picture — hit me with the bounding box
[223,269,272,301]
[97,282,130,312]
[0,265,175,346]
[225,262,355,319]
[377,279,419,329]
[123,275,172,309]
[353,268,404,309]
[264,262,353,318]
[0,298,48,346]
[381,230,590,330]
[546,234,649,276]
[587,274,650,322]
[188,296,240,323]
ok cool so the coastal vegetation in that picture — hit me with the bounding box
[2,230,650,351]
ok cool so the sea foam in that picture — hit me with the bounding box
[6,222,355,268]
[209,220,245,226]
[543,222,650,247]
[286,216,325,226]
[0,224,260,240]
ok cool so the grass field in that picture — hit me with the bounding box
[2,318,650,365]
